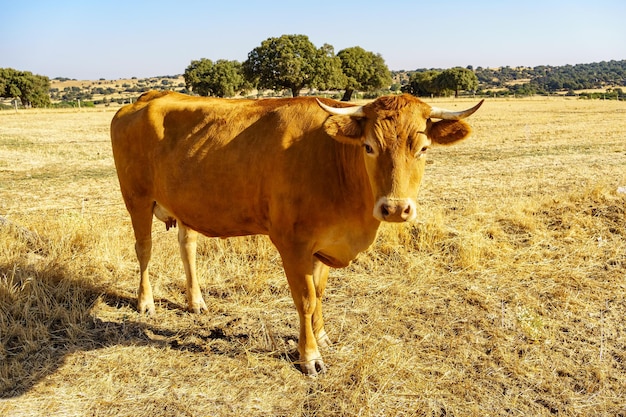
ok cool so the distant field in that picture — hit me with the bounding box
[47,76,187,106]
[1,97,625,416]
[49,76,186,92]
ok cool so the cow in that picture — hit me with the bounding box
[110,91,482,375]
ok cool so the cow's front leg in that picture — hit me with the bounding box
[312,259,331,348]
[281,249,326,376]
[178,224,208,313]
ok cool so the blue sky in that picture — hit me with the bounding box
[2,0,624,80]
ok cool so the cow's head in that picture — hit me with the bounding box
[319,94,483,222]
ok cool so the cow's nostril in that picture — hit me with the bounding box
[375,199,415,222]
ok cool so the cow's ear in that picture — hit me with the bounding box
[428,119,472,145]
[323,116,364,145]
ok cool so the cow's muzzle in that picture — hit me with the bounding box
[374,197,417,223]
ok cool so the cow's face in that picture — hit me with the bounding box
[320,95,482,223]
[360,105,429,222]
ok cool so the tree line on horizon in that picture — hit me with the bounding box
[473,59,626,96]
[1,34,625,108]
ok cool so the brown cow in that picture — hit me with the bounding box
[110,91,482,375]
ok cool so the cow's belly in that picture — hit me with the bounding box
[153,199,268,238]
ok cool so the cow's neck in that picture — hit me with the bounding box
[334,142,380,229]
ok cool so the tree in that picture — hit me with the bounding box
[184,59,213,96]
[243,34,345,97]
[184,59,249,97]
[0,68,51,107]
[402,70,441,97]
[313,43,347,92]
[436,67,478,97]
[209,60,250,97]
[337,46,392,101]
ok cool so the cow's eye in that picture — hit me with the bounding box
[417,146,428,158]
[364,144,374,154]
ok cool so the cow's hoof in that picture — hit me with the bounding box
[188,299,208,314]
[138,301,156,316]
[301,358,327,376]
[316,330,332,349]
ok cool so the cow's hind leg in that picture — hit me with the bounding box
[178,224,208,313]
[128,202,156,315]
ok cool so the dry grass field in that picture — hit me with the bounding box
[1,97,625,416]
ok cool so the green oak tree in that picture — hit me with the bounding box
[0,68,51,107]
[183,59,248,97]
[402,70,441,97]
[243,34,345,97]
[337,46,391,101]
[437,67,478,97]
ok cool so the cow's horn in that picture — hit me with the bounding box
[317,99,366,117]
[429,99,484,120]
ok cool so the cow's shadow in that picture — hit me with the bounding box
[0,244,298,398]
[1,258,151,397]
